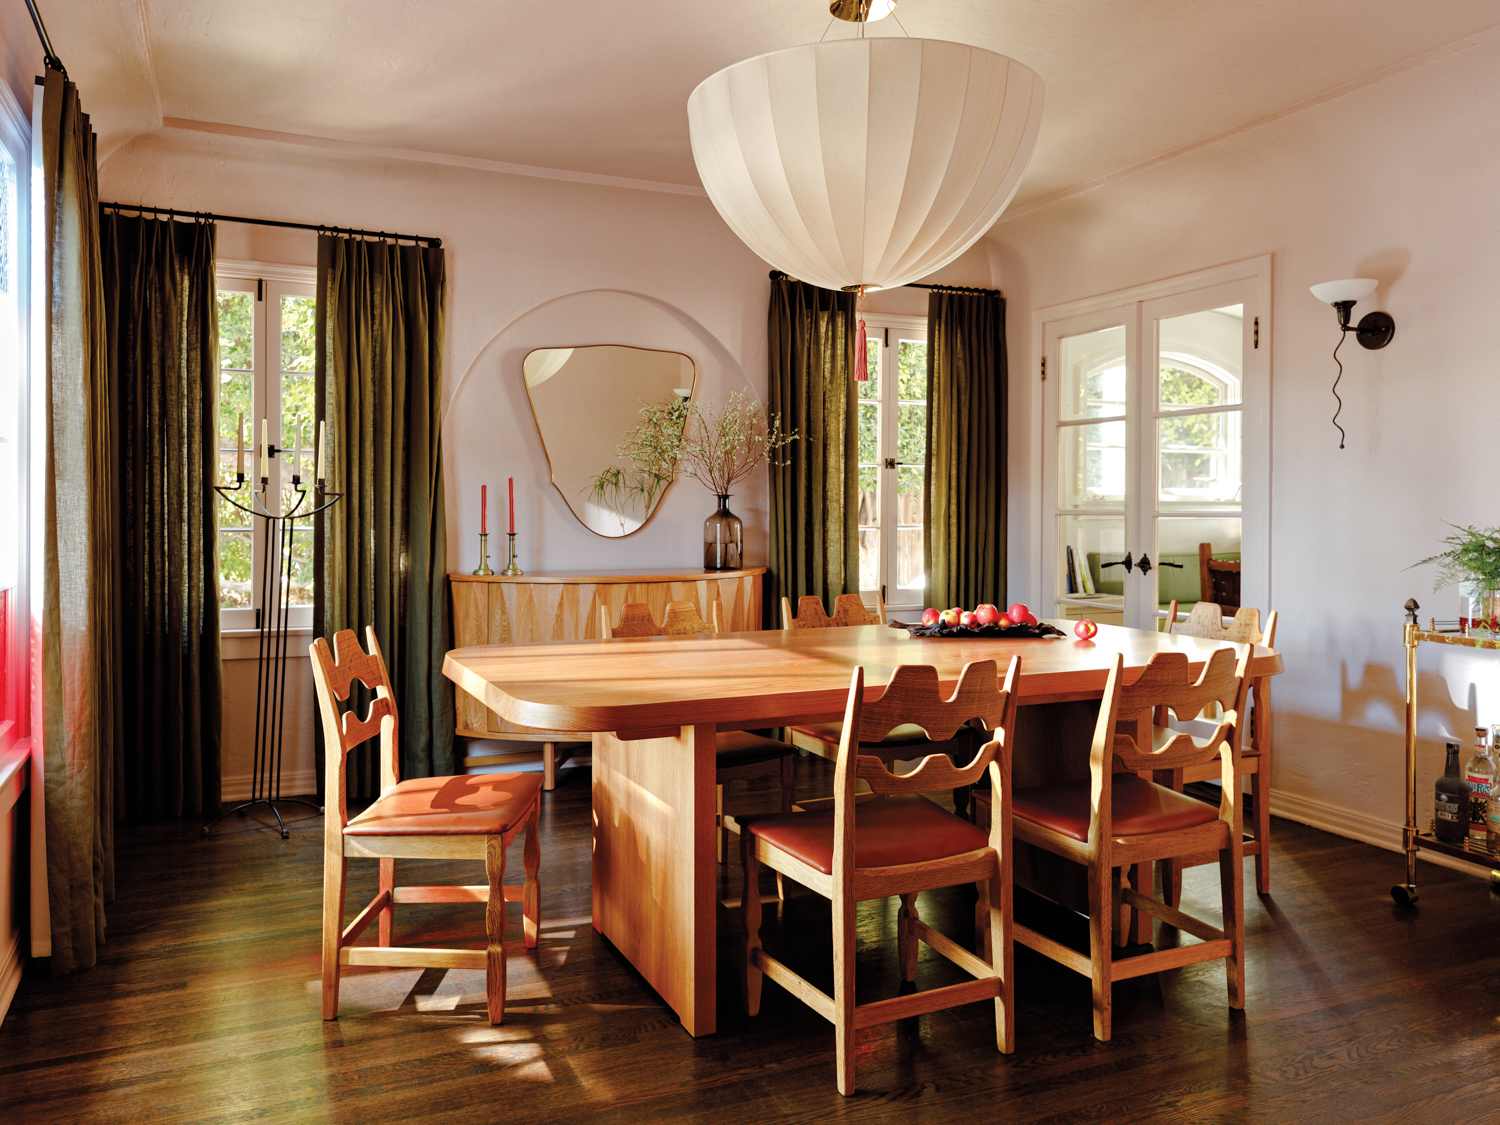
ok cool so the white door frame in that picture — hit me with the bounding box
[1030,255,1272,622]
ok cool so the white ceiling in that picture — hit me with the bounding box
[47,0,1500,208]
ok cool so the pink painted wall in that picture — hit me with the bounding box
[988,34,1500,849]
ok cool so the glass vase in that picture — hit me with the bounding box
[704,494,742,571]
[1464,583,1500,633]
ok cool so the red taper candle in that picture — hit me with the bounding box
[508,477,515,534]
[481,484,487,534]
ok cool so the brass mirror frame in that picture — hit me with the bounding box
[522,343,698,539]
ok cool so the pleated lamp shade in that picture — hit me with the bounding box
[687,37,1044,292]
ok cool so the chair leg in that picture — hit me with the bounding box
[320,849,347,1021]
[833,886,858,1096]
[485,834,508,1025]
[542,742,557,791]
[378,858,396,947]
[1220,843,1246,1010]
[897,893,920,983]
[1089,864,1115,1042]
[717,783,728,865]
[741,829,763,1017]
[952,784,971,821]
[1252,754,1272,895]
[776,756,795,901]
[987,869,1013,1055]
[522,805,541,949]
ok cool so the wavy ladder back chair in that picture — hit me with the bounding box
[783,593,977,816]
[1011,644,1253,1042]
[1164,600,1278,897]
[780,593,886,629]
[741,657,1019,1095]
[312,627,542,1025]
[599,600,797,866]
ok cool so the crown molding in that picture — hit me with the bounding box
[161,117,709,198]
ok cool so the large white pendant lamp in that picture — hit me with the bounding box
[687,35,1044,293]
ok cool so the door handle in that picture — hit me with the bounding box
[1138,553,1152,576]
[1100,552,1134,574]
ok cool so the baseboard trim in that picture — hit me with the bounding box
[221,770,319,803]
[1269,788,1485,879]
[0,927,22,1028]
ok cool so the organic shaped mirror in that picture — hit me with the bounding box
[523,344,697,537]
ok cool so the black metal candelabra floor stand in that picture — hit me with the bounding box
[202,475,341,839]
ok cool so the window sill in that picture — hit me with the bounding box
[222,626,315,661]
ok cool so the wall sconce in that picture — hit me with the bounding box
[1309,278,1395,449]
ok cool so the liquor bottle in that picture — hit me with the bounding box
[1489,726,1500,850]
[1434,742,1470,845]
[1463,727,1495,847]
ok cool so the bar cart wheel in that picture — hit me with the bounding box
[1391,883,1418,907]
[1491,870,1500,890]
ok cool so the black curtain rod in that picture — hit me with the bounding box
[99,201,442,249]
[768,269,999,297]
[26,0,65,77]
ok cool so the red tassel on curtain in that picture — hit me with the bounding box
[854,286,868,382]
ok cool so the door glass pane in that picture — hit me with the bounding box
[280,295,316,372]
[1157,516,1242,617]
[1158,306,1242,410]
[1158,409,1241,507]
[894,338,927,594]
[1056,513,1126,623]
[1060,420,1126,508]
[1060,325,1126,421]
[858,349,880,591]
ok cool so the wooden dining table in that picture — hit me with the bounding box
[443,620,1283,1037]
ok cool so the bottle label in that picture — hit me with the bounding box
[1465,772,1491,838]
[1436,795,1464,824]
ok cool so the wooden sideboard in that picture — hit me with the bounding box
[449,567,766,786]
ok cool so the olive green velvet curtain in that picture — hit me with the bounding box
[767,277,859,627]
[924,290,1007,612]
[36,71,114,973]
[314,235,453,798]
[100,212,223,822]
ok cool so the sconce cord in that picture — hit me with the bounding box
[1331,330,1347,450]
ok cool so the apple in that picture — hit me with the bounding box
[1008,602,1030,623]
[921,607,940,627]
[974,603,1000,626]
[1022,612,1038,628]
[1074,618,1098,640]
[995,613,1015,629]
[939,607,962,628]
[959,611,979,628]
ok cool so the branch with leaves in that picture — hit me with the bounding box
[586,392,798,520]
[1411,523,1500,591]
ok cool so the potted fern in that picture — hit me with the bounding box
[1412,524,1500,630]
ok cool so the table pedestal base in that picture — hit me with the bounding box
[591,724,718,1036]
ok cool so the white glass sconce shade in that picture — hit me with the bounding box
[1309,278,1378,304]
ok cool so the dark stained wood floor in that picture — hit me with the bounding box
[4,760,1500,1124]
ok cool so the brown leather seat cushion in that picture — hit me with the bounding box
[746,794,988,875]
[790,721,975,749]
[715,730,794,768]
[344,772,543,836]
[1010,774,1218,843]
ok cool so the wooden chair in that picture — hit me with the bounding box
[600,600,797,864]
[1164,600,1278,896]
[783,593,976,816]
[1009,644,1252,1041]
[780,593,886,629]
[740,657,1020,1095]
[1199,542,1241,609]
[311,627,541,1025]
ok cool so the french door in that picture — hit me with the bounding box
[1039,258,1270,629]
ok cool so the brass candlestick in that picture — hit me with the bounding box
[501,531,523,577]
[473,532,495,576]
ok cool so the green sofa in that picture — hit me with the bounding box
[1086,550,1241,611]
